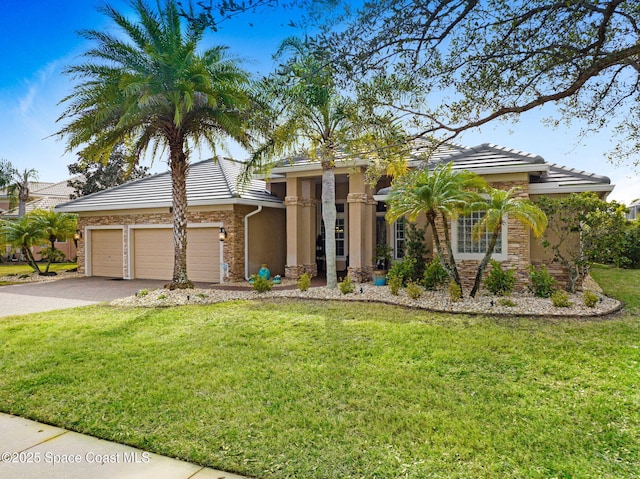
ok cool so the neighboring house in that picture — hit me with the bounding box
[55,144,614,289]
[1,178,79,261]
[55,158,285,283]
[627,199,640,220]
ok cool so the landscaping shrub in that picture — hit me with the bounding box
[388,257,416,286]
[404,223,429,280]
[449,280,462,302]
[136,289,149,297]
[423,258,448,290]
[338,276,355,295]
[551,289,573,308]
[297,272,311,292]
[498,298,517,307]
[484,260,515,296]
[252,275,273,293]
[406,281,423,300]
[528,264,556,298]
[388,274,402,296]
[583,290,599,308]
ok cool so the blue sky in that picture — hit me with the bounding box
[0,0,637,204]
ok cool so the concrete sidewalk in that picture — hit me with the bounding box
[0,413,249,479]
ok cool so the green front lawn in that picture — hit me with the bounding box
[591,265,640,313]
[0,262,77,277]
[1,296,639,478]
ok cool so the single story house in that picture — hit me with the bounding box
[2,178,78,261]
[56,143,614,288]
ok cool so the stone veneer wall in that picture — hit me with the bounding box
[76,207,246,282]
[433,180,534,293]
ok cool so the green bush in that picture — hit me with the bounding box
[498,298,517,307]
[484,260,515,296]
[551,289,573,308]
[136,289,149,297]
[388,274,402,296]
[423,258,448,290]
[339,276,355,295]
[583,290,599,308]
[297,272,311,292]
[252,275,273,293]
[528,264,556,298]
[406,281,423,300]
[449,280,462,302]
[40,247,66,263]
[388,257,416,286]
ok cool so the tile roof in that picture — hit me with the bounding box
[55,158,283,213]
[374,143,612,196]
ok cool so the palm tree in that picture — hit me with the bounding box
[246,37,403,289]
[386,162,486,291]
[1,163,39,218]
[57,0,253,289]
[31,209,78,274]
[0,215,45,274]
[468,187,547,297]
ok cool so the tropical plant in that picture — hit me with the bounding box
[583,290,599,308]
[56,0,254,289]
[404,222,429,281]
[405,281,423,300]
[338,276,355,295]
[537,192,627,292]
[386,162,486,292]
[483,260,516,297]
[423,258,448,290]
[297,272,311,292]
[387,256,416,287]
[30,209,77,274]
[551,289,573,308]
[245,37,404,289]
[469,187,547,297]
[528,264,556,298]
[0,215,45,274]
[1,162,39,218]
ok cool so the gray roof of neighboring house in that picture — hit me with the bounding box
[2,178,78,218]
[55,158,283,213]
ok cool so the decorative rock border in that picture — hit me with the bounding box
[110,283,623,318]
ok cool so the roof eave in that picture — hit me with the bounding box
[55,197,284,213]
[528,184,615,195]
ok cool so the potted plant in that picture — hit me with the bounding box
[372,244,393,286]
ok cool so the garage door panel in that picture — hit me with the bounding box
[91,229,123,278]
[187,228,220,283]
[133,229,173,280]
[133,227,219,282]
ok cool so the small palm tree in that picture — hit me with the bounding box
[0,215,45,274]
[31,209,78,273]
[57,0,254,289]
[1,164,39,218]
[469,187,547,298]
[386,162,486,291]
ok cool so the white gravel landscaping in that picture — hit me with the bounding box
[110,282,623,317]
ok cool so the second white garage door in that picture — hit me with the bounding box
[132,227,220,282]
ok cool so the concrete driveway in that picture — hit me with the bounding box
[0,277,173,317]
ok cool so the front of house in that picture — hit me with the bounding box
[56,143,613,289]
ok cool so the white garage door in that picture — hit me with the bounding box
[132,227,220,283]
[90,229,124,278]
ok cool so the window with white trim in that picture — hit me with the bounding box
[452,211,507,260]
[394,218,405,260]
[319,202,347,259]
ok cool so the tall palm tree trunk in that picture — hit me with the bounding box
[470,228,501,298]
[168,147,193,290]
[322,163,338,289]
[428,217,454,280]
[441,213,462,290]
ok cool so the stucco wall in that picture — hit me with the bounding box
[247,207,286,278]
